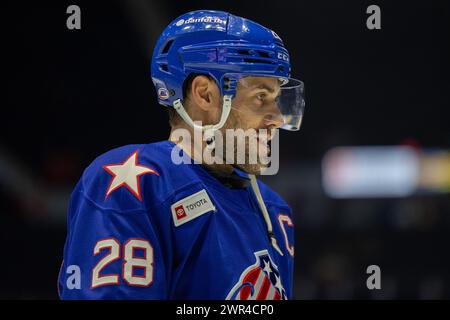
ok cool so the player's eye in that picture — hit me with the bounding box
[256,93,267,101]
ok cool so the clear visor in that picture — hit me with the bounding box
[230,75,305,131]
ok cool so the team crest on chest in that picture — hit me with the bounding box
[226,250,287,300]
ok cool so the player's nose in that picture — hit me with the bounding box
[264,105,284,130]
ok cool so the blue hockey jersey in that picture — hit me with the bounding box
[58,140,295,299]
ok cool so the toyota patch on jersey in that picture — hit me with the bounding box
[171,189,216,227]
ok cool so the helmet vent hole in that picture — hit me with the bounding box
[159,64,169,72]
[237,49,250,55]
[257,51,270,58]
[243,58,273,64]
[161,39,174,54]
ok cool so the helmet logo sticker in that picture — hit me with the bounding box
[277,52,289,62]
[175,16,226,27]
[158,87,170,100]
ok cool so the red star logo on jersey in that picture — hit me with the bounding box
[103,150,159,201]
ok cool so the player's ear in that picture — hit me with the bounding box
[190,75,220,112]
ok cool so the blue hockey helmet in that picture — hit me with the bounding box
[151,10,305,132]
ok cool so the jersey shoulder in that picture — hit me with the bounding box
[78,141,204,212]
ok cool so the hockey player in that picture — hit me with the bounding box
[59,10,305,300]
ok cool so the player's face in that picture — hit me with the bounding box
[219,76,284,174]
[232,76,284,131]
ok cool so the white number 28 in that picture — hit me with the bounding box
[91,238,154,289]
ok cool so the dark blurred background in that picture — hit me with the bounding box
[2,0,449,299]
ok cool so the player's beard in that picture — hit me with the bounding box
[215,108,272,175]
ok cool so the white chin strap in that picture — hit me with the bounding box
[173,95,233,149]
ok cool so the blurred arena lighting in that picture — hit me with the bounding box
[322,146,450,198]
